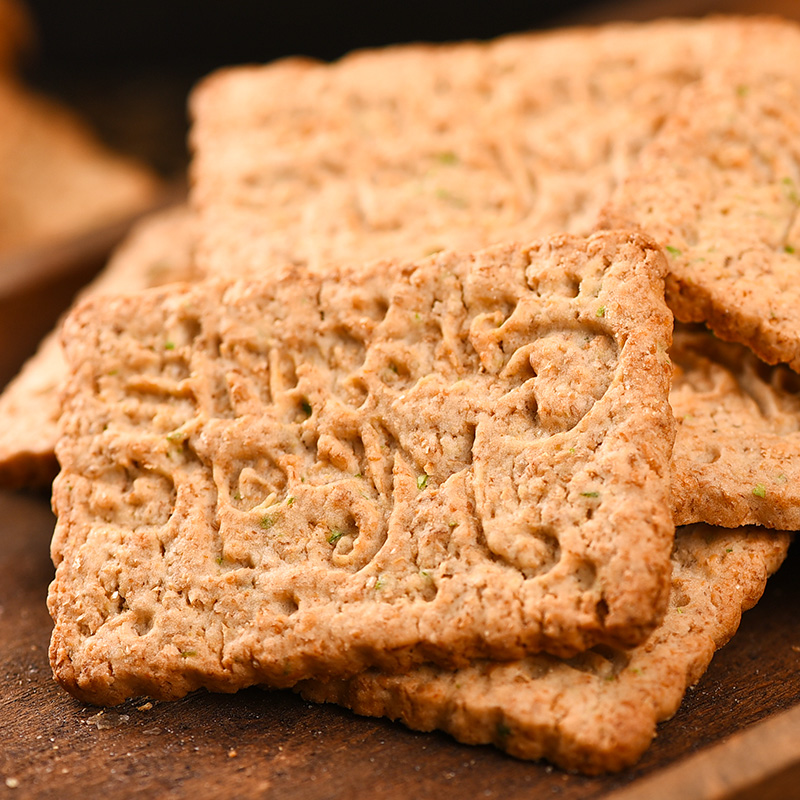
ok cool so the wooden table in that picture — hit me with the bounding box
[1,487,798,799]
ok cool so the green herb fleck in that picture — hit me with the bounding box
[596,306,606,317]
[448,520,458,528]
[286,496,295,507]
[569,447,575,454]
[417,474,429,490]
[676,607,684,614]
[353,473,362,479]
[327,529,345,544]
[166,430,187,442]
[785,244,796,254]
[752,483,767,498]
[414,312,422,322]
[665,245,683,257]
[435,188,467,207]
[630,667,642,676]
[580,491,600,498]
[725,548,734,554]
[436,151,459,165]
[301,399,312,417]
[777,474,788,483]
[736,84,749,97]
[374,575,385,591]
[180,650,198,658]
[164,341,175,350]
[107,368,118,376]
[782,177,800,204]
[260,514,278,529]
[233,491,242,501]
[496,722,512,739]
[215,556,224,565]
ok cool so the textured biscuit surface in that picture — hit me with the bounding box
[670,324,800,529]
[48,231,674,705]
[0,206,199,488]
[601,72,800,371]
[298,524,792,774]
[191,17,800,279]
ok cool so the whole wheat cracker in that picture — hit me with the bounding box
[600,71,800,372]
[0,75,162,256]
[190,16,800,281]
[48,231,675,705]
[670,324,800,529]
[298,524,793,775]
[0,205,199,489]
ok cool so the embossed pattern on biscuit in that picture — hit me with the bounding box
[191,20,736,279]
[670,324,800,530]
[49,231,674,705]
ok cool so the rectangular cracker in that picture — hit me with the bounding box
[190,17,800,280]
[48,230,675,706]
[600,71,800,371]
[0,206,198,489]
[298,524,793,774]
[670,323,800,530]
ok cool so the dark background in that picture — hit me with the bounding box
[16,0,800,178]
[23,1,599,68]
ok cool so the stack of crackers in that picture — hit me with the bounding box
[3,15,799,775]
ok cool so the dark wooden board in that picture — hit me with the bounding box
[1,489,798,799]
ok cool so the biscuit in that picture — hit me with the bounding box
[190,17,800,280]
[48,231,675,705]
[600,72,800,371]
[0,206,199,489]
[298,524,793,774]
[670,324,800,529]
[0,75,161,256]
